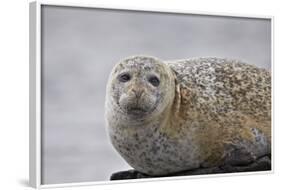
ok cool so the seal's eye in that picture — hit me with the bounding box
[119,73,131,82]
[148,76,160,87]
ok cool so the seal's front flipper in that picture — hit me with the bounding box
[220,154,271,172]
[223,147,256,166]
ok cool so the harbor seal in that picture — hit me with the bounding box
[105,55,271,176]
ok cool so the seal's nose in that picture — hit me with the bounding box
[131,88,144,99]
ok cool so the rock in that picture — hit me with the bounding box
[110,155,271,180]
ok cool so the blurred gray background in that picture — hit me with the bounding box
[41,5,271,184]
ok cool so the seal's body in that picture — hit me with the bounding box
[105,56,271,176]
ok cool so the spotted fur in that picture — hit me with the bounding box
[105,56,271,176]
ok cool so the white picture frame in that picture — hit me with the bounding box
[29,0,274,188]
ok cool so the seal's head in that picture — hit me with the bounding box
[106,56,176,121]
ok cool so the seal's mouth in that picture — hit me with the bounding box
[118,103,156,117]
[127,107,147,115]
[117,96,158,117]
